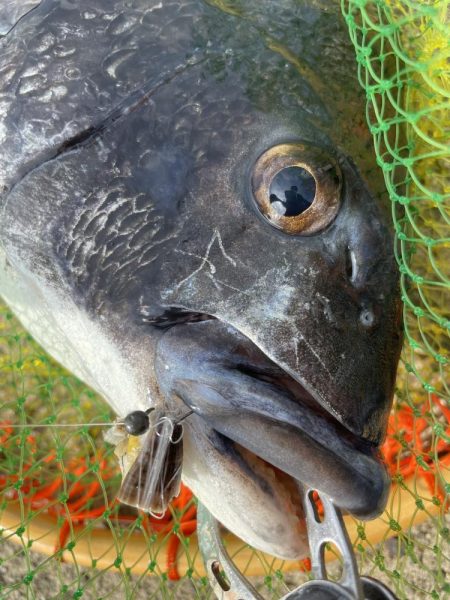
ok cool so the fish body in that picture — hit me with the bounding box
[0,0,401,558]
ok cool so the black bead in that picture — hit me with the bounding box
[124,410,150,436]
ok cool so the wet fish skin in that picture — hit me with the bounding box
[0,1,41,35]
[0,0,401,559]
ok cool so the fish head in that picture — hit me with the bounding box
[0,0,402,559]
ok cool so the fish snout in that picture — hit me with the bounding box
[155,319,390,521]
[344,207,402,442]
[306,266,402,445]
[293,177,403,445]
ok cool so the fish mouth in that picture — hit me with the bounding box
[154,315,389,555]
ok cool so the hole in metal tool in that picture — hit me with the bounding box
[321,541,344,582]
[308,489,324,523]
[210,560,231,591]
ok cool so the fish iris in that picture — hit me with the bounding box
[251,143,342,235]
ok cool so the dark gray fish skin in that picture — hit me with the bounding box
[0,0,402,559]
[0,1,41,35]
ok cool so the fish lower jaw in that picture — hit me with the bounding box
[233,441,305,523]
[182,424,309,560]
[178,377,388,519]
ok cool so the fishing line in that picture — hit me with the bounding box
[1,422,117,429]
[0,409,195,433]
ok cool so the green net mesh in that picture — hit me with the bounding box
[342,0,450,596]
[1,1,449,598]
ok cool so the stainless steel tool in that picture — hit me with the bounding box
[198,485,398,600]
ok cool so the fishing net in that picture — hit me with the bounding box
[341,0,450,596]
[0,0,449,598]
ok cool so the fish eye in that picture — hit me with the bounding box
[251,143,342,235]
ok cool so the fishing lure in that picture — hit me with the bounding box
[4,407,192,517]
[114,409,187,517]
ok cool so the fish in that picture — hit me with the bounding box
[0,0,402,559]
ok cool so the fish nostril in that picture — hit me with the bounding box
[360,308,375,329]
[345,246,357,284]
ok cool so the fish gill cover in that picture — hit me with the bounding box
[0,0,448,598]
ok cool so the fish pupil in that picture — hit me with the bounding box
[124,410,150,436]
[269,166,316,217]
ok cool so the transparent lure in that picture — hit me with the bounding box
[115,412,184,518]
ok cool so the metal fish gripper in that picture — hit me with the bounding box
[198,486,399,600]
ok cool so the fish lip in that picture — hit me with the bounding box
[150,308,373,447]
[230,360,378,454]
[154,315,390,518]
[177,379,389,519]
